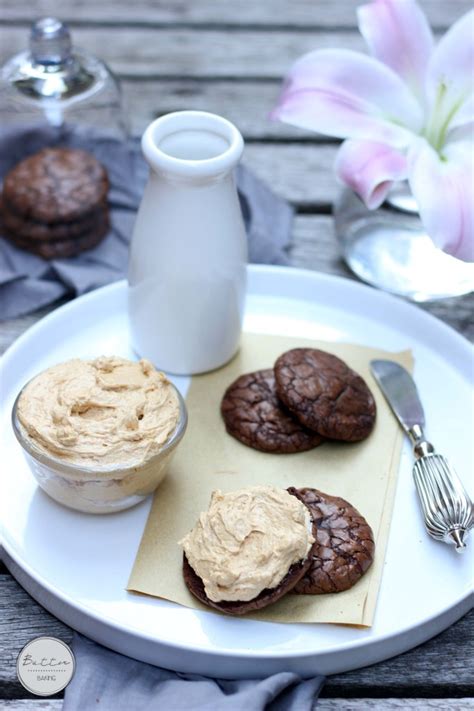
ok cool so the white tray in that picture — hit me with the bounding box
[1,265,473,678]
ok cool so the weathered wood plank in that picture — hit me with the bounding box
[326,610,474,697]
[2,700,474,710]
[421,296,474,342]
[0,0,472,704]
[0,0,468,29]
[0,703,62,709]
[243,144,338,206]
[289,216,350,279]
[0,27,366,79]
[0,702,62,709]
[320,702,474,710]
[0,577,72,699]
[0,302,67,357]
[0,575,473,698]
[120,79,320,140]
[1,216,473,357]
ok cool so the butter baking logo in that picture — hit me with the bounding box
[16,637,75,696]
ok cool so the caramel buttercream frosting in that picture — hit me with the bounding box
[180,485,315,602]
[17,356,180,469]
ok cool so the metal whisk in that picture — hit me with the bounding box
[371,359,474,552]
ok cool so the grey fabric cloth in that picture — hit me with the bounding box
[0,125,293,320]
[63,633,325,711]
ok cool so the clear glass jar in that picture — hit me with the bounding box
[12,383,188,514]
[0,17,127,143]
[334,183,474,301]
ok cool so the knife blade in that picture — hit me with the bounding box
[370,359,425,434]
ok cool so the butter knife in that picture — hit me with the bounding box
[370,359,473,551]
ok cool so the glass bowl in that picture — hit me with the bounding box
[11,382,187,514]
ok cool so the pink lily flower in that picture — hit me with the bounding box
[271,0,474,262]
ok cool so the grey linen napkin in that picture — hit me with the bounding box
[0,125,293,320]
[63,633,325,710]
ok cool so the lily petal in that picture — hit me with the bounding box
[357,0,434,101]
[408,138,474,261]
[271,49,423,146]
[426,10,474,127]
[447,118,474,144]
[449,93,474,132]
[335,139,408,209]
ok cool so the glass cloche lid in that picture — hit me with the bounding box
[0,18,127,138]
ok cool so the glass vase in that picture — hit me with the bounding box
[334,184,474,301]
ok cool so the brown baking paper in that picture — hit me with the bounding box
[128,333,412,627]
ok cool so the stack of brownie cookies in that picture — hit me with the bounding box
[221,347,376,454]
[0,147,110,259]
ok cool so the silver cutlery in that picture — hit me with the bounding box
[370,359,473,552]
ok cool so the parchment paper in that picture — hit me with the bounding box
[128,334,412,627]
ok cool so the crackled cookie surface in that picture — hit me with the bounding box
[274,348,376,442]
[3,148,109,223]
[221,368,324,453]
[288,487,375,595]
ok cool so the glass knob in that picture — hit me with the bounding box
[30,18,72,66]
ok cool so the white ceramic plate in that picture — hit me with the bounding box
[1,266,473,678]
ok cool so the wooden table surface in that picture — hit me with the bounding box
[1,1,473,708]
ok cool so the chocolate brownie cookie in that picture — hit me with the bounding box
[7,212,109,259]
[183,550,314,615]
[288,487,375,595]
[2,147,109,223]
[221,369,324,453]
[274,348,376,442]
[1,196,107,241]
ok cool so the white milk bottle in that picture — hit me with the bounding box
[128,111,247,374]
